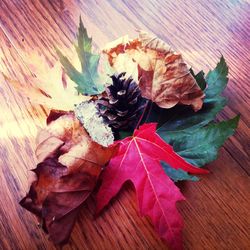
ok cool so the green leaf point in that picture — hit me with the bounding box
[205,55,229,98]
[77,16,92,53]
[56,16,105,96]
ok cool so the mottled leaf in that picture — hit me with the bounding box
[20,112,116,245]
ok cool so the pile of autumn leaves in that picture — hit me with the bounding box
[10,20,239,250]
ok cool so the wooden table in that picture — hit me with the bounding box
[0,1,249,249]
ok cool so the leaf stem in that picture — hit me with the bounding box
[145,101,153,123]
[135,100,149,130]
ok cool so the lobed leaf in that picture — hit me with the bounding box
[97,123,207,250]
[173,116,240,166]
[3,52,90,111]
[20,111,116,245]
[57,18,105,95]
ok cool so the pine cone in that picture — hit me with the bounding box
[96,73,145,130]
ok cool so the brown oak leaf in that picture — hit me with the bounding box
[20,111,116,245]
[103,31,205,111]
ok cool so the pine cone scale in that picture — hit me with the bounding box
[96,73,145,131]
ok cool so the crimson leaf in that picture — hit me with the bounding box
[97,123,207,250]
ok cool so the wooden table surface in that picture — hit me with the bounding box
[0,1,249,249]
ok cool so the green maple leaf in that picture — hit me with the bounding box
[56,17,104,95]
[160,116,239,182]
[151,56,239,181]
[171,116,239,165]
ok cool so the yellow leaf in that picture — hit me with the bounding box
[4,52,90,111]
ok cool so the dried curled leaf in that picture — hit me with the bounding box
[20,111,116,245]
[104,31,205,111]
[4,52,90,111]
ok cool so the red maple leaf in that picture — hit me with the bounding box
[96,123,208,250]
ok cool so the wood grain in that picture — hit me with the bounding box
[0,0,249,249]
